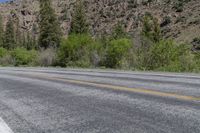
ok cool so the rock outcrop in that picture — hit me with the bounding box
[0,0,200,43]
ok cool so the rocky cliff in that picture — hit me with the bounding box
[0,0,200,43]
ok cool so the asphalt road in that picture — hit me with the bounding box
[0,67,199,133]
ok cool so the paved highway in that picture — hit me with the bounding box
[0,67,199,133]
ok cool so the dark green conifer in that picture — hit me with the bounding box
[142,14,161,43]
[71,0,88,34]
[0,14,4,47]
[4,17,15,50]
[38,0,61,49]
[15,18,22,47]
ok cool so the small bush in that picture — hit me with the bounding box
[36,48,57,66]
[0,47,7,58]
[176,44,197,72]
[192,37,200,50]
[0,54,14,66]
[147,40,179,70]
[146,40,197,72]
[11,48,38,66]
[160,16,171,27]
[0,47,13,66]
[58,34,94,67]
[194,52,200,71]
[173,1,184,12]
[105,38,132,68]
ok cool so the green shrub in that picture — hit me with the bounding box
[173,1,184,12]
[147,40,179,70]
[0,54,14,66]
[147,40,197,72]
[11,48,38,66]
[194,52,200,71]
[176,44,197,72]
[36,48,57,67]
[0,47,8,57]
[105,38,132,68]
[58,34,95,67]
[0,47,13,66]
[160,16,171,27]
[192,37,200,50]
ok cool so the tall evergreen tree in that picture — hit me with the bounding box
[142,14,161,43]
[32,23,38,49]
[26,32,35,50]
[15,17,22,47]
[152,18,161,42]
[71,0,88,34]
[0,14,4,47]
[22,31,26,48]
[39,0,61,49]
[4,17,15,50]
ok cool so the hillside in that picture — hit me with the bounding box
[0,0,200,43]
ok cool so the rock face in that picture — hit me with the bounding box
[0,0,200,42]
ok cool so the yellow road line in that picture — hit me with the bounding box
[13,73,200,101]
[49,77,200,101]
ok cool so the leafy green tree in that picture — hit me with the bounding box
[105,38,132,68]
[0,14,4,47]
[58,34,94,67]
[4,17,15,50]
[149,41,197,72]
[147,40,179,70]
[71,0,88,34]
[38,0,61,49]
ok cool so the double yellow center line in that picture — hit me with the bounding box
[53,77,200,101]
[8,72,200,101]
[26,73,199,101]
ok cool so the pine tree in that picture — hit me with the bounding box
[142,14,161,43]
[4,17,15,50]
[0,14,4,47]
[15,17,22,47]
[26,32,34,50]
[38,0,61,49]
[32,23,38,49]
[22,32,26,48]
[152,18,161,42]
[21,32,35,50]
[71,0,88,34]
[142,14,152,39]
